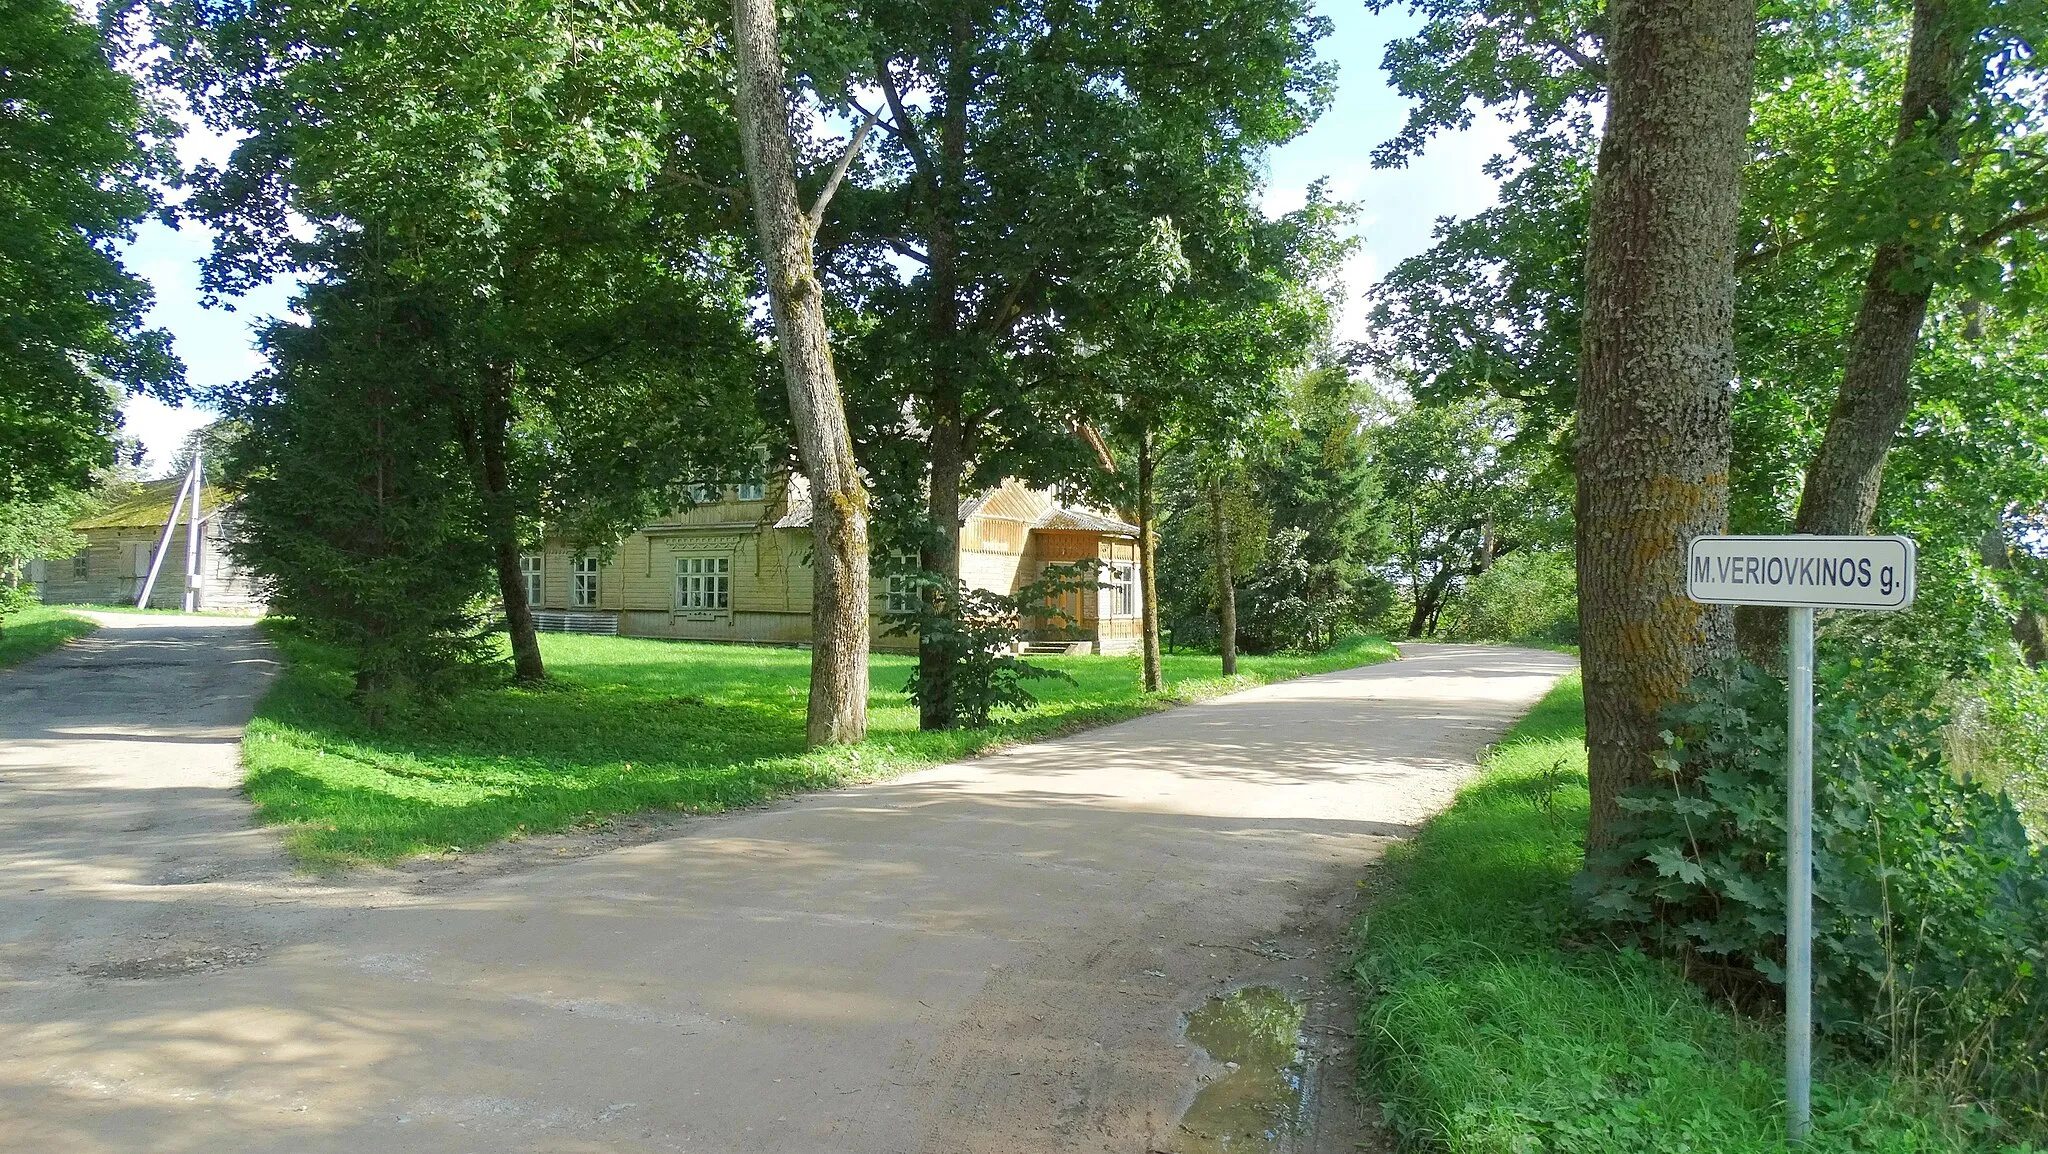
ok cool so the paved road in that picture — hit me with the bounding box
[0,627,1571,1153]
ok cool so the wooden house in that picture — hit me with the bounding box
[525,475,1143,654]
[33,479,265,613]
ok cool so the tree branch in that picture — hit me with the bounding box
[876,54,938,198]
[1971,203,2048,250]
[806,109,878,232]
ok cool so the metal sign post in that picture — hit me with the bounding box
[1686,534,1916,1144]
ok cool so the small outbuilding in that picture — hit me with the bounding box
[33,479,265,613]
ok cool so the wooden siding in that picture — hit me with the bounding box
[36,521,264,612]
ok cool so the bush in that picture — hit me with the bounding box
[1436,549,1578,645]
[888,565,1086,728]
[0,581,36,617]
[1582,661,2048,1131]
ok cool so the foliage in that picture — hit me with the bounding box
[890,564,1103,728]
[1945,658,2048,838]
[0,0,181,502]
[0,603,97,667]
[242,628,1397,867]
[1157,365,1392,654]
[1433,548,1579,646]
[223,273,499,713]
[1371,393,1568,638]
[1582,662,2048,1128]
[1352,675,2022,1153]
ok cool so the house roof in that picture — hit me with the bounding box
[71,478,229,531]
[1035,507,1139,536]
[775,474,1134,538]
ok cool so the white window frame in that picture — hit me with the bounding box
[735,479,766,501]
[685,483,717,505]
[571,555,600,608]
[884,550,920,614]
[519,553,544,607]
[675,555,732,614]
[1105,561,1139,618]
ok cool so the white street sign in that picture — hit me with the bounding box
[1686,534,1916,610]
[1685,531,1917,1144]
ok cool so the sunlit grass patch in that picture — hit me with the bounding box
[244,629,1398,868]
[0,605,97,669]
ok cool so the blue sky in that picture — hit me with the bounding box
[118,2,1512,474]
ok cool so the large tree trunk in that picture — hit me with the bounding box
[732,0,871,747]
[1576,0,1756,859]
[1793,0,1966,538]
[919,397,966,729]
[1210,478,1237,677]
[1138,430,1163,692]
[470,367,544,683]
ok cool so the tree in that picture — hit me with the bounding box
[223,270,497,713]
[793,0,1333,724]
[1575,0,1757,856]
[1370,396,1564,638]
[1792,0,2048,536]
[730,0,873,746]
[0,0,181,503]
[156,0,761,684]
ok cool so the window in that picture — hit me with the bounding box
[72,552,89,580]
[883,551,920,614]
[685,483,717,505]
[519,554,543,606]
[571,556,600,608]
[675,556,731,612]
[735,479,766,501]
[1106,562,1139,617]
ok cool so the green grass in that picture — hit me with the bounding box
[244,630,1398,868]
[1350,673,2027,1154]
[0,605,98,669]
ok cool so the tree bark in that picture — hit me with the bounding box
[1576,0,1756,859]
[919,396,966,729]
[1980,525,2048,667]
[1793,0,1967,538]
[1138,430,1163,692]
[732,0,871,747]
[1210,478,1237,677]
[471,366,544,683]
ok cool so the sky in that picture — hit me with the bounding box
[116,2,1514,475]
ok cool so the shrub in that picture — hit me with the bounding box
[888,565,1087,728]
[1581,661,2048,1130]
[1436,549,1579,645]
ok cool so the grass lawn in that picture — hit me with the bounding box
[0,605,98,669]
[245,630,1397,868]
[1349,673,2027,1154]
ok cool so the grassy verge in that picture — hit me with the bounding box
[245,630,1397,868]
[0,605,98,669]
[1350,673,2017,1154]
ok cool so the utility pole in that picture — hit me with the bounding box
[182,449,203,612]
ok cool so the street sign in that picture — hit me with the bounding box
[1687,534,1916,610]
[1686,533,1917,1145]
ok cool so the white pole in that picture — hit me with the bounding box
[1787,604,1815,1143]
[182,450,203,612]
[136,465,196,610]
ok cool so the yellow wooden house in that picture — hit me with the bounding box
[523,475,1142,654]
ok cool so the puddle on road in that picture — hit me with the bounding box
[1174,986,1308,1153]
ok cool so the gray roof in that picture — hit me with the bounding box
[776,479,1135,538]
[1035,507,1139,536]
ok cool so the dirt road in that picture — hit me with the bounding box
[0,630,1570,1153]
